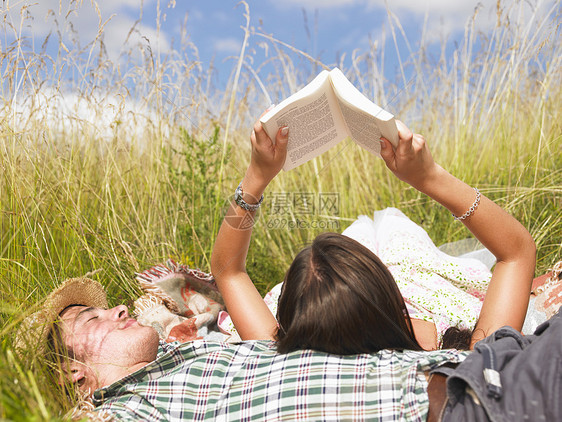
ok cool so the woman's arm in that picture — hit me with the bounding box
[211,121,289,341]
[380,121,536,349]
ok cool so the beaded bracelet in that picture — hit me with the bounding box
[453,188,481,221]
[234,182,264,212]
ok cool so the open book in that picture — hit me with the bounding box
[260,68,398,171]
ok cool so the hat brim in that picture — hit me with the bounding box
[15,277,108,355]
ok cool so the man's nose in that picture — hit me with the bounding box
[109,304,129,320]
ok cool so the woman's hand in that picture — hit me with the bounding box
[379,120,439,192]
[245,121,289,192]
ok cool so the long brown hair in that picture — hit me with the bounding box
[275,232,422,354]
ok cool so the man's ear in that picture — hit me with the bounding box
[59,360,86,386]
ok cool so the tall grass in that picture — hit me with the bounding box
[1,0,560,419]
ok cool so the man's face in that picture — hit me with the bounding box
[59,304,159,391]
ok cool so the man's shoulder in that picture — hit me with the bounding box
[105,339,467,390]
[162,340,467,364]
[94,342,469,421]
[158,338,277,358]
[130,339,469,378]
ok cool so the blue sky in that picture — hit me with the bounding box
[3,0,555,86]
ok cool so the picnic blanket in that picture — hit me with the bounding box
[133,260,229,343]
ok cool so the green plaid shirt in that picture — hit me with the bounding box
[94,340,468,421]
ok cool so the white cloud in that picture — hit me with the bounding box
[270,0,556,43]
[386,0,556,42]
[2,0,169,60]
[274,0,497,33]
[7,87,168,145]
[102,16,172,58]
[368,0,493,15]
[377,0,498,40]
[110,0,155,9]
[214,37,242,54]
[278,0,356,7]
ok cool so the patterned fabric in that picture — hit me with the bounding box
[133,260,225,343]
[216,284,281,338]
[342,208,492,343]
[94,340,468,421]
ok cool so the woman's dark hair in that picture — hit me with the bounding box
[441,326,472,350]
[441,320,488,350]
[275,232,422,355]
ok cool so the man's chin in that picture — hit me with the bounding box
[145,326,161,357]
[122,324,161,361]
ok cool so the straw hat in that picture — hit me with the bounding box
[15,277,108,355]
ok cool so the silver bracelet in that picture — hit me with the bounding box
[234,182,263,212]
[453,188,481,221]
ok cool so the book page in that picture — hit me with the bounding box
[329,68,399,152]
[336,98,384,156]
[261,73,348,171]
